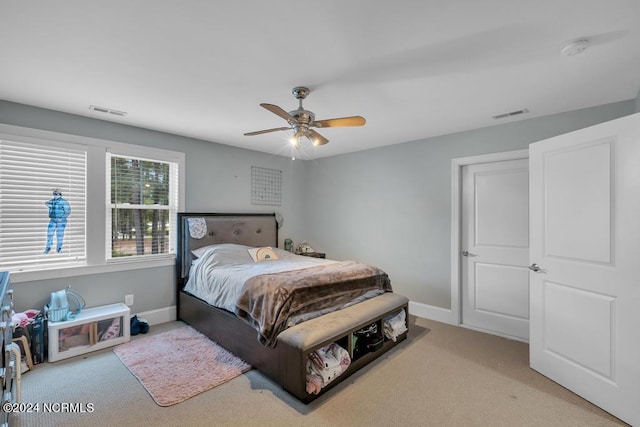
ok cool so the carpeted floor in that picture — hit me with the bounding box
[14,316,627,427]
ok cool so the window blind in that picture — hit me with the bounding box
[0,139,87,272]
[107,153,179,259]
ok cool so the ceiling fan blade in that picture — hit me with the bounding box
[313,116,366,128]
[308,129,329,146]
[260,103,299,123]
[244,127,290,136]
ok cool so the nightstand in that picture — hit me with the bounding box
[297,252,326,258]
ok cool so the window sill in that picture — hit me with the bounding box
[11,257,175,284]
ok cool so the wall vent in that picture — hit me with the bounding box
[492,108,529,120]
[89,105,127,117]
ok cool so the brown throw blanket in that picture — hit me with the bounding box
[235,260,392,347]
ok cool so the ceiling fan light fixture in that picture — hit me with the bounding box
[302,129,316,145]
[289,135,300,149]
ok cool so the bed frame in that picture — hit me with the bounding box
[176,212,409,403]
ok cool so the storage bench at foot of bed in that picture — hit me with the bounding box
[178,291,409,403]
[276,292,409,402]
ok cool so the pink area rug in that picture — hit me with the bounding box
[114,326,251,406]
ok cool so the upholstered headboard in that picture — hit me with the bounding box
[176,213,278,286]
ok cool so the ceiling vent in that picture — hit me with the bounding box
[89,105,127,117]
[491,108,529,120]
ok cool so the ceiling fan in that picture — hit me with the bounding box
[244,86,366,148]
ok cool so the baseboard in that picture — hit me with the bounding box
[134,303,526,344]
[134,306,176,326]
[409,301,457,325]
[135,302,455,327]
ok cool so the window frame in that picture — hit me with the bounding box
[106,152,180,262]
[0,124,185,283]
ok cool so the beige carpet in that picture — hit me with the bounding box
[16,318,626,427]
[113,326,251,406]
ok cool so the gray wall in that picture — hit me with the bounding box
[636,88,640,112]
[302,100,636,309]
[0,100,308,313]
[1,98,636,315]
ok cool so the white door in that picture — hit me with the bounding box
[461,159,529,341]
[529,112,640,426]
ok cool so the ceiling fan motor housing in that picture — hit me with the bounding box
[290,86,314,127]
[289,109,315,127]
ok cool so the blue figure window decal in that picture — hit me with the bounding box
[44,188,71,254]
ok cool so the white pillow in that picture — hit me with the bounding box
[191,243,255,267]
[248,246,279,262]
[191,244,216,259]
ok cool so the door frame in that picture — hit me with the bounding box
[450,149,529,326]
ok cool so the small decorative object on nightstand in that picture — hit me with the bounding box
[295,241,324,258]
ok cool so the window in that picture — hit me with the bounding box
[0,124,185,280]
[0,139,87,271]
[107,154,179,259]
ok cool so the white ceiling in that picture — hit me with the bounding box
[1,1,639,159]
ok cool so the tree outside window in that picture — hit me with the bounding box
[109,155,178,258]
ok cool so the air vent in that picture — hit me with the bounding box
[492,108,529,120]
[89,105,127,117]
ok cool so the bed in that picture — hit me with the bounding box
[176,212,409,402]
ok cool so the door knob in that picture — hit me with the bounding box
[528,263,543,272]
[462,250,477,257]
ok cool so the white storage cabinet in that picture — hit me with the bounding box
[48,303,130,362]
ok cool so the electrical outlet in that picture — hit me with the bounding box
[125,294,134,306]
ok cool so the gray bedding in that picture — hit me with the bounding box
[184,244,336,312]
[183,243,392,347]
[236,260,392,347]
